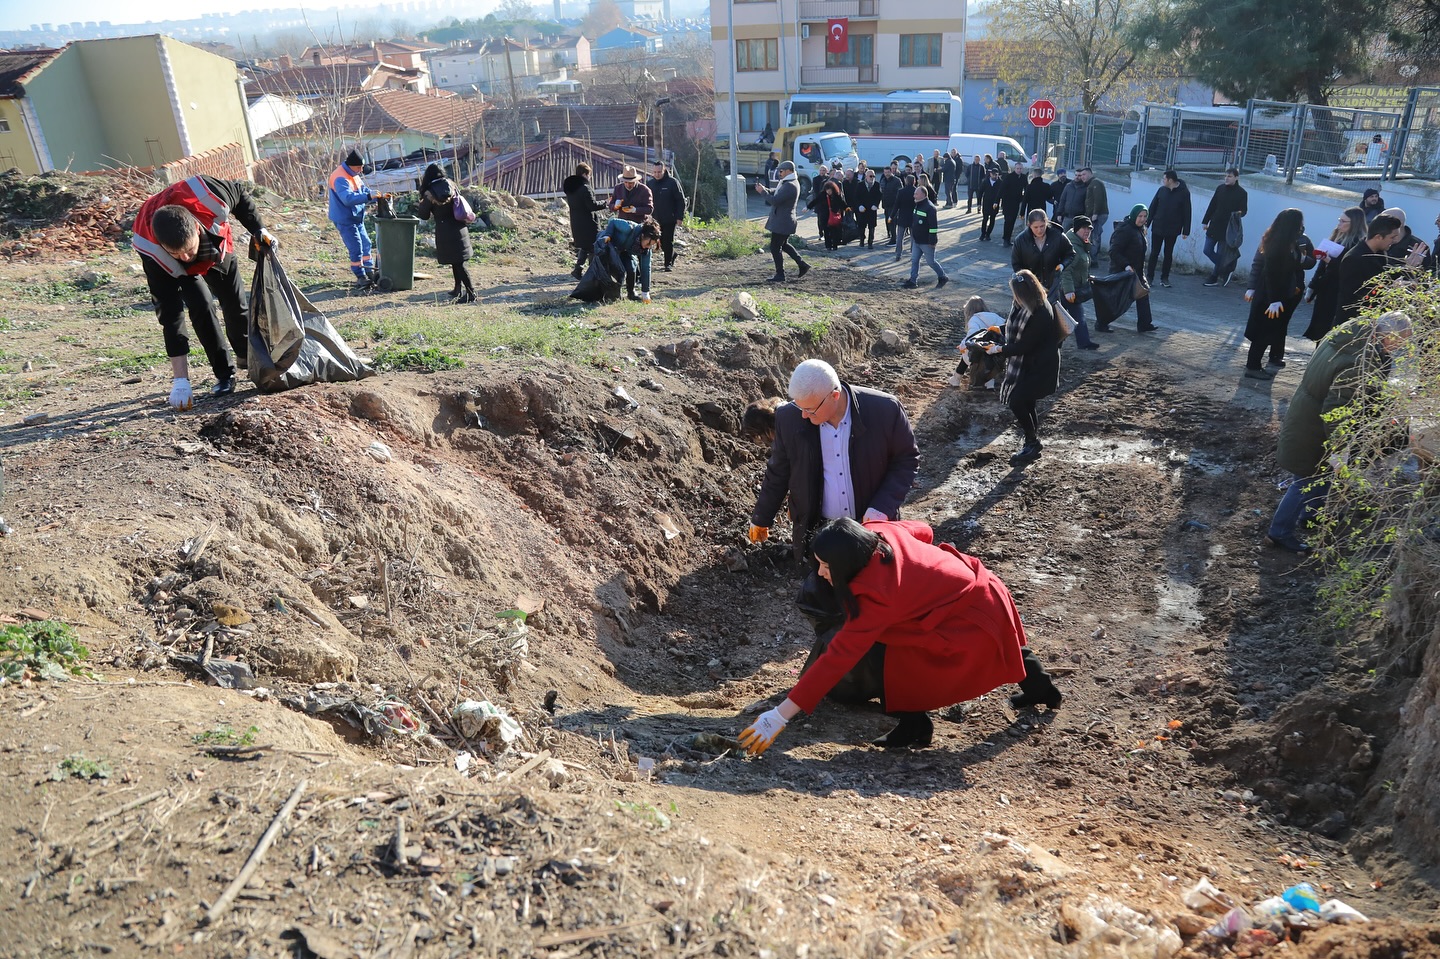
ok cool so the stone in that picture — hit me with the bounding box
[730,291,759,322]
[488,207,518,230]
[515,195,538,209]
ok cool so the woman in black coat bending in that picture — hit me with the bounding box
[1103,204,1156,332]
[985,270,1062,468]
[1011,210,1074,296]
[415,163,476,304]
[1242,208,1316,378]
[562,162,608,280]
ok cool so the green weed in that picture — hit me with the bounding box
[359,307,604,365]
[614,799,673,830]
[374,345,466,373]
[51,754,111,782]
[89,348,169,375]
[193,724,260,747]
[702,220,765,259]
[756,301,784,324]
[0,620,94,684]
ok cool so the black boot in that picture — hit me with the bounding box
[1010,648,1063,709]
[874,712,933,749]
[1009,438,1042,467]
[448,285,463,299]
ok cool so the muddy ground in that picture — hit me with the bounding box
[0,174,1438,958]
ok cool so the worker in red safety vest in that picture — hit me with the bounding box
[327,148,377,286]
[132,176,274,411]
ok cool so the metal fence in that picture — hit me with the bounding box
[1067,88,1440,193]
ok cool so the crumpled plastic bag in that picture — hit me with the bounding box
[453,700,524,753]
[1061,898,1182,959]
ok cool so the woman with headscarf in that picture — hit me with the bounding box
[414,163,476,304]
[985,270,1064,466]
[1302,206,1366,342]
[1242,208,1316,378]
[736,516,1062,756]
[1103,204,1157,332]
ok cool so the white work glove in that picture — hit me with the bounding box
[1266,301,1284,318]
[985,343,1004,355]
[1244,290,1255,302]
[259,229,278,249]
[738,708,789,756]
[862,508,888,523]
[168,377,193,411]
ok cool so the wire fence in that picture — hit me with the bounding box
[1059,88,1440,195]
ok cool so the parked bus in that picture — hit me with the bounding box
[787,90,1026,171]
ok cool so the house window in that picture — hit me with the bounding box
[0,118,9,132]
[739,100,780,133]
[736,38,779,71]
[826,34,873,68]
[899,34,942,67]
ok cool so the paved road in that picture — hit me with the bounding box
[743,192,1311,420]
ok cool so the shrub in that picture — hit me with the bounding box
[1,620,94,683]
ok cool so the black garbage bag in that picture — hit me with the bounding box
[248,247,376,393]
[840,209,863,243]
[1091,271,1138,327]
[570,237,625,303]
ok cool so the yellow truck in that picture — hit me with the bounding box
[720,123,860,198]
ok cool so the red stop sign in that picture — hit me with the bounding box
[1029,99,1056,127]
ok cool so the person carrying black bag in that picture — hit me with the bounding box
[563,163,608,280]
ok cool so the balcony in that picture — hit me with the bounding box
[800,65,880,86]
[798,0,878,19]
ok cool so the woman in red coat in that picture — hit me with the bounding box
[739,518,1062,755]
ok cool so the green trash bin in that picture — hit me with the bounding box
[374,215,420,291]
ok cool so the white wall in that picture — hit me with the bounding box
[1113,171,1440,279]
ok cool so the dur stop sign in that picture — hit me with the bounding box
[1029,99,1056,127]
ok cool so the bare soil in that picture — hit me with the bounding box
[0,174,1437,958]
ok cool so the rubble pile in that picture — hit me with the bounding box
[0,169,153,260]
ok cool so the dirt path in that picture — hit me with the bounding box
[0,181,1436,957]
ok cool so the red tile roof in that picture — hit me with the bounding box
[267,89,489,139]
[0,47,62,96]
[248,62,409,98]
[964,40,1031,80]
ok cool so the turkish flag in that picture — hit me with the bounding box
[826,18,849,54]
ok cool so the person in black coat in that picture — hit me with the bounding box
[808,180,848,251]
[646,160,688,271]
[979,169,1003,242]
[941,151,959,208]
[999,166,1027,246]
[1011,210,1074,296]
[563,163,608,279]
[983,270,1062,467]
[854,168,883,249]
[1023,171,1050,214]
[966,156,985,212]
[1048,170,1070,217]
[416,163,476,304]
[894,174,917,260]
[1103,204,1156,332]
[1302,206,1365,341]
[880,165,902,243]
[1241,208,1316,377]
[1145,170,1192,286]
[1201,168,1247,285]
[810,167,832,240]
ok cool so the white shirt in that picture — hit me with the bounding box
[818,398,856,521]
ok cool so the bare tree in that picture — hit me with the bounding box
[984,0,1183,116]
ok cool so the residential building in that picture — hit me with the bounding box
[592,26,664,66]
[426,39,552,95]
[248,55,424,101]
[537,35,593,74]
[257,88,487,167]
[246,93,315,141]
[298,41,441,95]
[0,48,61,174]
[710,0,964,141]
[2,35,254,174]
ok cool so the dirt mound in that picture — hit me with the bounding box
[0,168,153,260]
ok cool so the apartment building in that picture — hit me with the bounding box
[710,0,965,140]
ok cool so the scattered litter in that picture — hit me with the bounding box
[655,511,681,541]
[202,659,257,690]
[1091,625,1106,640]
[0,518,11,537]
[1281,882,1320,912]
[1183,876,1234,913]
[452,700,524,753]
[290,686,428,739]
[613,385,638,409]
[1203,907,1251,937]
[1060,897,1182,958]
[364,441,392,463]
[637,756,655,780]
[1319,899,1368,923]
[455,751,475,774]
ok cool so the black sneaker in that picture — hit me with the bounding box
[211,377,236,396]
[570,265,584,280]
[1203,278,1220,287]
[901,279,918,289]
[1161,279,1172,287]
[1244,366,1275,379]
[796,262,810,279]
[935,275,949,288]
[765,275,785,283]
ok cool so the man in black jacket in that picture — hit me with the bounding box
[941,150,959,208]
[1201,168,1247,286]
[748,358,919,562]
[1049,169,1070,218]
[564,162,609,279]
[1334,214,1410,326]
[854,168,883,249]
[966,155,985,212]
[979,168,1003,241]
[132,175,274,409]
[999,165,1026,247]
[1146,170,1191,287]
[646,160,687,271]
[880,164,902,244]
